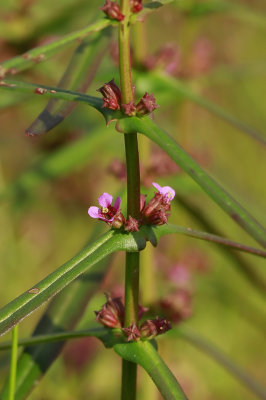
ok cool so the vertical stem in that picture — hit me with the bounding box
[119,1,140,399]
[8,325,18,400]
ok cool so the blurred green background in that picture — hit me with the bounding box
[0,0,266,399]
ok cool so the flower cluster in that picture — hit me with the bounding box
[101,0,143,20]
[95,294,171,341]
[88,182,175,231]
[97,79,159,117]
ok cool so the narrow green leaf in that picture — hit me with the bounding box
[114,340,188,400]
[0,228,148,337]
[26,31,109,135]
[171,327,266,400]
[1,221,265,339]
[153,224,266,258]
[0,79,120,124]
[118,117,266,249]
[0,254,111,400]
[136,72,266,146]
[0,19,111,77]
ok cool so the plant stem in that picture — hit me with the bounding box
[8,325,18,400]
[119,1,141,399]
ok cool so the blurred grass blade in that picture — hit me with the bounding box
[0,19,111,77]
[0,79,118,123]
[26,31,109,135]
[136,72,266,146]
[114,340,188,400]
[0,235,112,400]
[119,117,266,249]
[173,327,266,400]
[0,127,111,202]
[176,195,266,295]
[175,0,266,29]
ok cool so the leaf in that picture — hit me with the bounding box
[0,19,111,77]
[171,327,266,400]
[154,224,266,258]
[26,30,109,135]
[0,228,149,337]
[118,116,266,249]
[136,71,266,146]
[1,222,264,339]
[0,79,120,124]
[114,340,188,400]
[0,254,111,400]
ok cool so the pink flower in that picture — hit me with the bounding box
[152,182,175,203]
[88,192,124,228]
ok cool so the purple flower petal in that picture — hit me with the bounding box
[152,182,175,202]
[160,186,175,201]
[152,182,163,193]
[113,196,121,211]
[88,206,101,219]
[98,192,113,208]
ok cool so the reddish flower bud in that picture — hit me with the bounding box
[111,211,126,229]
[140,319,158,339]
[125,216,139,232]
[97,79,121,110]
[122,101,136,116]
[123,323,141,342]
[140,317,171,339]
[136,92,159,116]
[143,193,164,218]
[131,0,143,13]
[95,293,124,328]
[101,0,125,21]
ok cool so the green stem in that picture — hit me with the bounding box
[8,325,18,400]
[119,1,141,399]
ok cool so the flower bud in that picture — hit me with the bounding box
[121,101,136,116]
[140,317,171,339]
[143,193,164,218]
[125,216,139,232]
[97,79,121,110]
[131,0,143,13]
[111,211,126,229]
[101,0,125,21]
[123,323,141,342]
[95,293,124,328]
[136,92,159,116]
